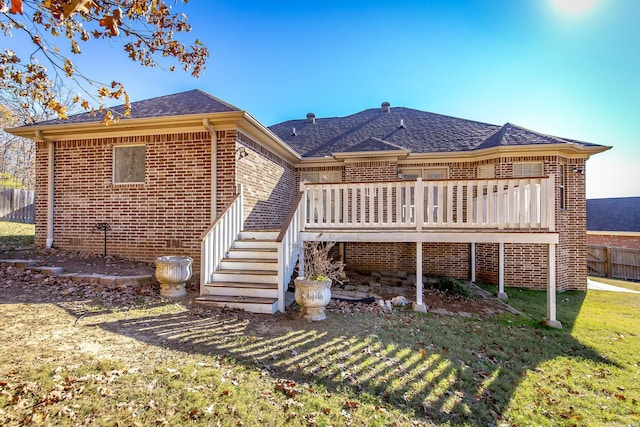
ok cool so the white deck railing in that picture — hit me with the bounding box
[200,190,243,289]
[302,175,555,232]
[276,192,305,313]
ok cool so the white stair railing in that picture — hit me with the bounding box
[200,188,243,292]
[276,192,304,313]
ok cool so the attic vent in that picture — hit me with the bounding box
[306,113,316,124]
[292,127,297,136]
[381,102,390,113]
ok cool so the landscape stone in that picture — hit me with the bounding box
[30,266,65,275]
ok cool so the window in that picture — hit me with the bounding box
[559,163,567,210]
[300,171,342,223]
[113,145,145,184]
[513,162,543,177]
[399,167,448,222]
[399,167,448,180]
[477,164,495,179]
[300,171,342,183]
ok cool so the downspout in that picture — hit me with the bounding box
[35,130,55,248]
[203,119,217,220]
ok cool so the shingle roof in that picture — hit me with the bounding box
[475,122,601,150]
[587,197,640,232]
[343,137,408,153]
[31,89,240,126]
[268,105,600,158]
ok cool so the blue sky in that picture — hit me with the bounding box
[9,0,640,198]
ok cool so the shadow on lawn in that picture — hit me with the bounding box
[82,290,614,425]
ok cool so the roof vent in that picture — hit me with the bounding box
[292,127,297,136]
[306,113,316,124]
[400,119,405,128]
[381,102,391,113]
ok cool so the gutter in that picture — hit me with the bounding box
[203,119,217,220]
[35,130,55,248]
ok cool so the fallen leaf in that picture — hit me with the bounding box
[343,400,360,410]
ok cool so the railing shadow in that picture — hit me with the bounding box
[77,292,614,425]
[0,263,618,425]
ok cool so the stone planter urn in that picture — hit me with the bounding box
[294,277,332,321]
[155,256,193,297]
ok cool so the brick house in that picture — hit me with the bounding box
[7,90,610,325]
[587,197,640,250]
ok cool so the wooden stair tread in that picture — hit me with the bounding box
[205,281,277,289]
[222,258,277,263]
[228,248,277,252]
[214,269,277,275]
[196,295,277,304]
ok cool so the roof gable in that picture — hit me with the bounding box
[29,89,240,126]
[476,123,602,150]
[343,137,407,153]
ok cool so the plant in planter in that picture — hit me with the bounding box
[294,241,345,321]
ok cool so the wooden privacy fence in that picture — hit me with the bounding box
[0,188,35,224]
[587,246,640,281]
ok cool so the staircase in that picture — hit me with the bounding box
[196,230,281,314]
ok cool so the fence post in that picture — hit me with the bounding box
[605,247,612,278]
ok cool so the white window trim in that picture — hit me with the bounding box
[113,144,146,185]
[300,171,342,183]
[399,166,449,180]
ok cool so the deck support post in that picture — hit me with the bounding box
[542,243,562,328]
[470,243,476,282]
[413,242,428,313]
[497,242,507,299]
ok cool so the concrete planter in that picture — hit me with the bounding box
[294,277,332,321]
[155,256,193,297]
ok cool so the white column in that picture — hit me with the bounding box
[298,239,305,278]
[470,243,476,282]
[497,242,507,299]
[413,242,428,313]
[542,243,562,328]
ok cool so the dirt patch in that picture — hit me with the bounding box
[0,248,513,320]
[1,247,156,277]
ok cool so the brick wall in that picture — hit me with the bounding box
[344,242,468,278]
[37,132,212,267]
[35,129,296,268]
[236,132,296,230]
[299,155,588,291]
[587,233,640,251]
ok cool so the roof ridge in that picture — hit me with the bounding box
[501,122,591,145]
[311,106,498,128]
[192,89,242,111]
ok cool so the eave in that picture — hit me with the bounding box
[332,149,411,162]
[6,110,301,164]
[297,143,611,166]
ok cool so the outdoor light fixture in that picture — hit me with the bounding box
[236,147,249,159]
[571,166,585,174]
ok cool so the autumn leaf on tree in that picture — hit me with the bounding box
[62,0,93,18]
[99,7,122,36]
[9,0,23,15]
[1,0,210,123]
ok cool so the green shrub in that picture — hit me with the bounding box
[434,276,474,299]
